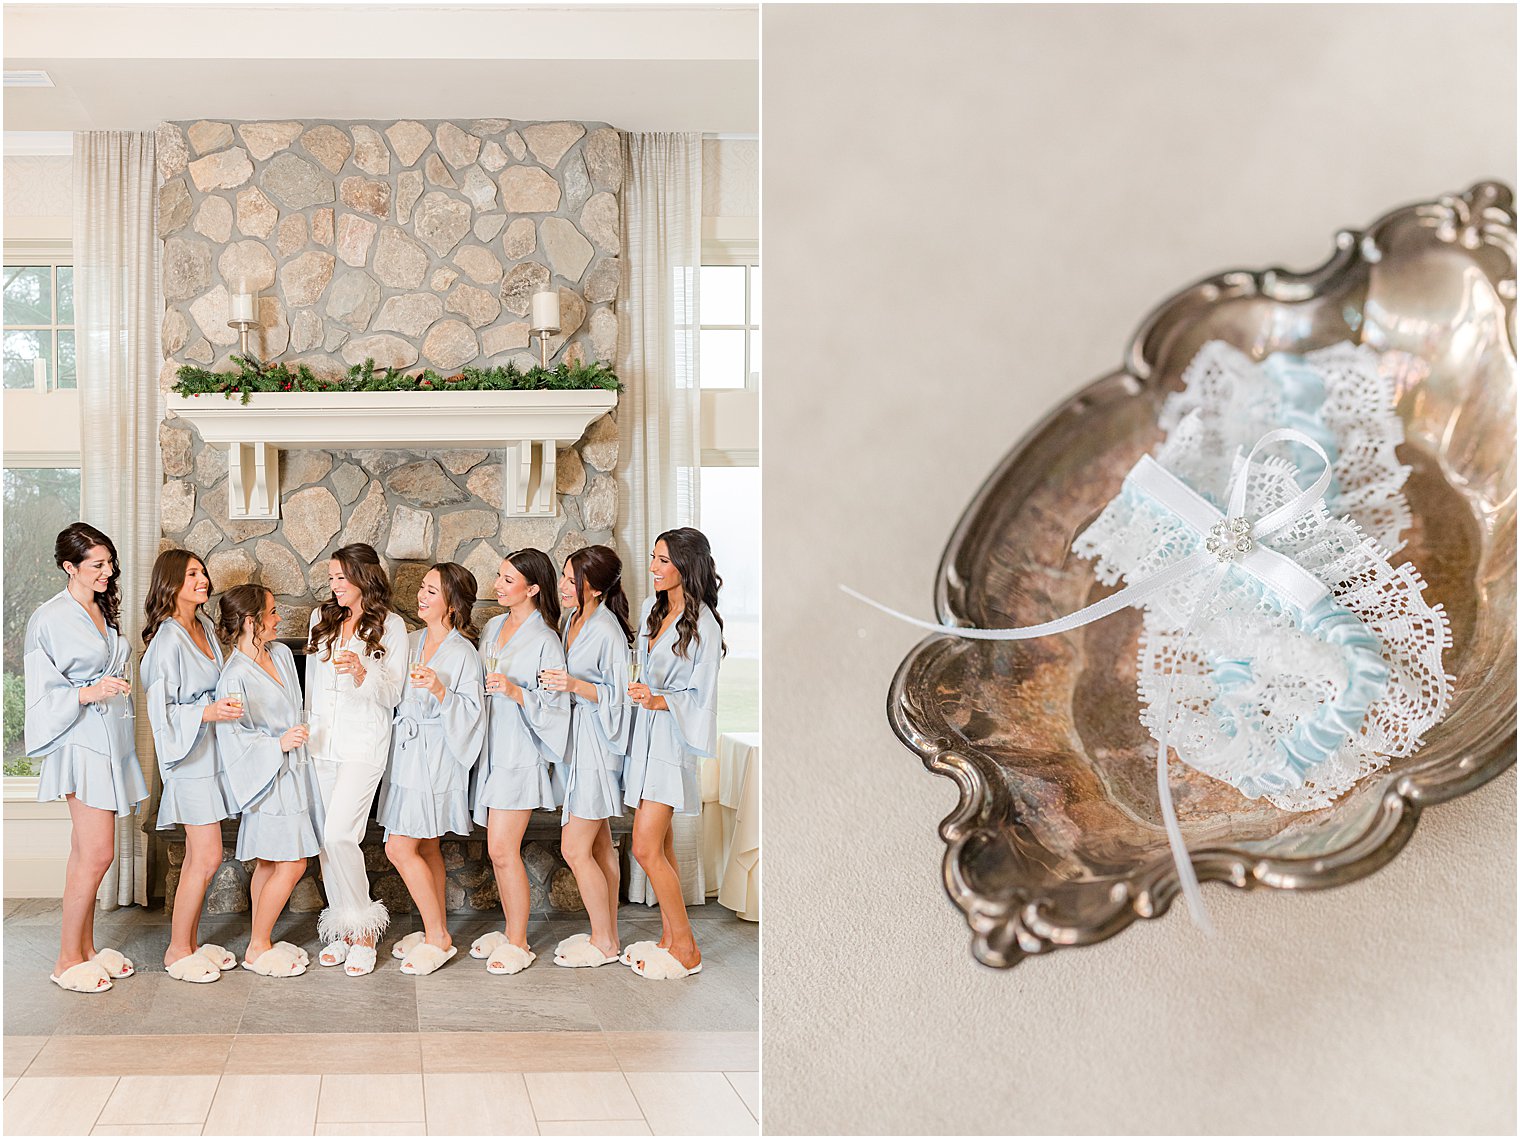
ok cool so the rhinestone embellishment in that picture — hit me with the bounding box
[1206,516,1254,562]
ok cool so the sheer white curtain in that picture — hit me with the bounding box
[74,130,162,909]
[615,132,702,614]
[617,132,709,906]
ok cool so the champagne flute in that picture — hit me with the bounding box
[410,646,427,686]
[295,710,311,765]
[225,680,245,725]
[484,651,501,698]
[626,649,645,707]
[115,654,135,719]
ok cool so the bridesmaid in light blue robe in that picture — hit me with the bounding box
[379,628,484,841]
[623,596,721,816]
[469,549,569,971]
[25,523,145,990]
[145,612,232,828]
[537,545,634,967]
[214,584,323,971]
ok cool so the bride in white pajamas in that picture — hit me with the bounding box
[305,542,408,977]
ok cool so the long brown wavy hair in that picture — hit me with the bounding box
[506,548,561,631]
[142,549,213,648]
[216,584,273,649]
[55,522,122,630]
[645,527,726,660]
[307,543,394,661]
[568,545,633,647]
[427,562,480,645]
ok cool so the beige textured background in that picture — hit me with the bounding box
[761,4,1516,1134]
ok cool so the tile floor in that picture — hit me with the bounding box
[4,901,758,1136]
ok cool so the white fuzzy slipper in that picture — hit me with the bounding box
[400,943,458,976]
[486,941,536,975]
[92,948,134,978]
[630,946,702,980]
[166,954,221,984]
[392,931,426,960]
[344,944,378,977]
[50,961,112,993]
[620,939,658,968]
[242,945,306,977]
[469,931,509,959]
[196,944,237,971]
[555,933,591,956]
[554,940,618,969]
[318,940,350,967]
[275,942,310,967]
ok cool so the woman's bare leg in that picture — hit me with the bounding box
[421,839,448,917]
[592,820,622,946]
[631,802,699,970]
[561,815,618,957]
[56,796,116,976]
[165,823,222,966]
[386,835,451,950]
[246,859,307,961]
[486,809,534,949]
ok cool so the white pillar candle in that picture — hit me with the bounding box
[229,292,257,322]
[531,289,560,332]
[33,356,47,392]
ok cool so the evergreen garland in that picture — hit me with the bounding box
[173,355,621,405]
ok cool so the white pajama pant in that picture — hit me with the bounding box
[313,756,388,944]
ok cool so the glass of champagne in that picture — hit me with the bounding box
[115,654,134,719]
[484,651,500,698]
[295,710,311,765]
[225,680,245,724]
[410,646,426,687]
[626,650,645,707]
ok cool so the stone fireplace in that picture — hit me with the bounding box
[153,116,627,913]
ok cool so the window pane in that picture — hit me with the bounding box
[56,330,77,389]
[748,328,760,383]
[57,265,74,325]
[700,265,746,325]
[3,265,52,326]
[699,329,746,389]
[748,265,760,324]
[2,329,51,390]
[699,466,759,734]
[4,467,82,777]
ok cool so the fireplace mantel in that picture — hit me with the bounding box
[166,389,617,521]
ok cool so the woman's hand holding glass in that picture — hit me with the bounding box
[334,648,367,686]
[538,668,579,697]
[279,723,309,752]
[409,662,444,701]
[202,696,244,723]
[80,676,131,705]
[626,681,668,711]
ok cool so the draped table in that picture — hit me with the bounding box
[625,731,759,918]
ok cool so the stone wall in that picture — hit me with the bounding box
[154,117,624,632]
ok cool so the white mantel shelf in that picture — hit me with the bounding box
[167,389,618,521]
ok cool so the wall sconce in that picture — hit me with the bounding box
[530,289,561,369]
[228,286,260,360]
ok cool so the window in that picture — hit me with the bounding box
[4,465,82,777]
[699,263,759,390]
[701,466,759,734]
[3,262,75,390]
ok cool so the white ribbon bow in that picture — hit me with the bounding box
[845,427,1335,931]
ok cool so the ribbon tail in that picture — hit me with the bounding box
[1152,562,1229,935]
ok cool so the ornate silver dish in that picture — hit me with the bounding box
[888,181,1517,967]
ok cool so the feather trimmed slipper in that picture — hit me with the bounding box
[399,943,458,976]
[318,940,349,967]
[50,961,113,993]
[196,944,237,971]
[469,931,509,959]
[343,944,378,977]
[242,944,306,977]
[554,940,619,969]
[620,939,658,968]
[392,931,426,960]
[486,941,536,975]
[92,948,134,978]
[630,946,702,980]
[166,954,221,984]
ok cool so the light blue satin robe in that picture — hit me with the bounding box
[377,628,485,840]
[471,609,569,819]
[143,614,234,827]
[555,604,632,823]
[215,644,324,862]
[623,598,721,815]
[25,589,148,816]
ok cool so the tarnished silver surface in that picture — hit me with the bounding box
[889,181,1517,968]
